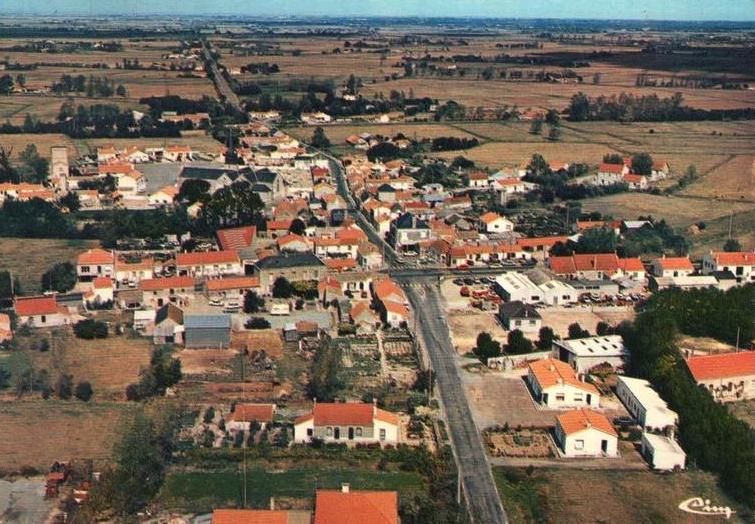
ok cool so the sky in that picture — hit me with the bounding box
[1,0,754,21]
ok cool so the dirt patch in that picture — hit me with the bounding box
[230,330,284,359]
[177,349,238,375]
[447,310,507,355]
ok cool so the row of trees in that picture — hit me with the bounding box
[568,91,755,122]
[0,144,48,184]
[51,74,126,97]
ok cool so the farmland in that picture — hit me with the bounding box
[0,237,99,294]
[0,400,134,472]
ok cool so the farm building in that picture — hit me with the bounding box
[294,402,400,446]
[640,432,686,471]
[225,403,275,432]
[615,376,678,431]
[537,279,578,305]
[184,314,231,349]
[153,303,184,345]
[552,335,628,373]
[14,296,70,328]
[527,358,600,409]
[685,351,755,402]
[555,409,618,458]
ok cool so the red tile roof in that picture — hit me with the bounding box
[14,296,59,316]
[710,251,755,266]
[372,279,405,303]
[325,258,357,272]
[314,490,398,524]
[212,509,289,524]
[686,351,755,381]
[623,174,646,184]
[93,277,113,289]
[267,219,293,231]
[557,409,617,437]
[228,403,275,423]
[295,403,399,427]
[77,248,115,266]
[656,256,694,271]
[598,163,626,174]
[217,226,256,251]
[550,254,642,275]
[176,250,240,267]
[382,300,409,318]
[206,277,260,291]
[141,276,196,291]
[529,359,599,394]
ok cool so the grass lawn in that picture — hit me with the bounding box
[494,467,750,524]
[158,466,424,512]
[0,237,99,294]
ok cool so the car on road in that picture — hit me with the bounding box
[453,278,464,286]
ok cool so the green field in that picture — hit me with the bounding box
[158,467,424,512]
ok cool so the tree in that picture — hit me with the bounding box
[0,146,19,184]
[603,153,624,165]
[545,109,560,126]
[60,191,81,212]
[506,330,534,355]
[0,75,14,95]
[473,332,501,363]
[366,141,401,162]
[568,92,590,121]
[723,238,742,252]
[289,218,306,235]
[567,323,591,339]
[592,72,601,85]
[309,342,341,401]
[18,144,48,183]
[527,153,550,177]
[311,126,331,149]
[116,84,127,96]
[55,374,74,400]
[529,117,544,135]
[536,326,557,350]
[176,179,210,205]
[73,319,108,339]
[245,317,271,329]
[41,262,76,293]
[574,227,617,254]
[596,321,613,336]
[243,290,265,314]
[272,277,293,299]
[548,125,562,142]
[16,74,26,89]
[450,156,474,170]
[631,153,653,176]
[75,381,94,401]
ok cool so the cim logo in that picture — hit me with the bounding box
[678,497,735,519]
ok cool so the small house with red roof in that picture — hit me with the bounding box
[217,225,257,251]
[467,171,490,189]
[205,277,260,302]
[651,256,694,278]
[594,163,629,186]
[702,250,755,284]
[225,403,276,432]
[176,250,242,278]
[76,249,115,281]
[555,409,618,457]
[685,351,755,402]
[14,296,69,327]
[294,402,400,445]
[141,276,196,308]
[528,359,600,409]
[314,486,399,524]
[478,212,514,234]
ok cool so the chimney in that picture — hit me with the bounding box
[341,483,350,493]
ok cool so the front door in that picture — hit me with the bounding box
[586,394,592,405]
[601,440,608,453]
[348,427,354,440]
[334,427,340,440]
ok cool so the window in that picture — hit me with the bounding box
[573,394,583,402]
[529,320,536,326]
[326,427,333,436]
[307,428,313,437]
[356,427,363,437]
[515,320,521,326]
[379,429,386,441]
[41,315,47,323]
[81,266,90,273]
[555,394,565,401]
[574,439,584,450]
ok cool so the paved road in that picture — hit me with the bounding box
[202,40,242,109]
[322,142,507,523]
[400,278,508,524]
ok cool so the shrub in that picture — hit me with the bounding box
[73,319,108,339]
[75,381,93,401]
[245,317,271,330]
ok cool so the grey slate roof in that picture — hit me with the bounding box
[180,165,240,180]
[255,252,325,270]
[184,314,231,329]
[498,301,541,320]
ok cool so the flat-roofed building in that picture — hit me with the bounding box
[552,335,628,373]
[616,376,678,431]
[493,272,542,304]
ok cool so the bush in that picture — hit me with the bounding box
[73,319,108,339]
[272,277,293,299]
[245,317,271,330]
[75,381,93,401]
[55,374,73,400]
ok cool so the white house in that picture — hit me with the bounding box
[382,300,409,328]
[141,276,197,308]
[148,186,178,207]
[528,358,600,409]
[498,301,542,336]
[76,249,116,282]
[468,172,490,189]
[701,251,755,284]
[493,272,542,304]
[479,212,514,234]
[552,335,628,373]
[293,402,400,445]
[87,277,114,306]
[593,163,628,186]
[14,296,69,328]
[652,256,694,278]
[615,376,678,431]
[641,432,686,471]
[685,351,755,402]
[176,250,243,278]
[555,409,618,458]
